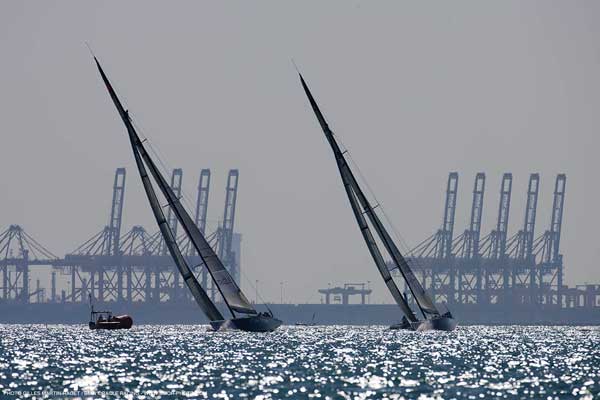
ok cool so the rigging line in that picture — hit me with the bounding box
[338,137,419,258]
[239,269,274,314]
[96,70,198,222]
[91,59,175,193]
[128,119,173,182]
[128,117,198,213]
[335,137,431,277]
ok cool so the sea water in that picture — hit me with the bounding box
[0,325,598,399]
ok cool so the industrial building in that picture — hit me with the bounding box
[1,169,599,320]
[401,172,599,310]
[0,168,241,305]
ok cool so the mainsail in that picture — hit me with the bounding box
[129,129,256,315]
[298,73,440,318]
[93,58,224,321]
[94,57,256,316]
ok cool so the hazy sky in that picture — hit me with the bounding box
[1,1,599,303]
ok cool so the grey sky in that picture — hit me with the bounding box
[1,1,599,303]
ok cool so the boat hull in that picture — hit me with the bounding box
[210,315,282,332]
[389,316,457,332]
[89,315,133,330]
[412,316,457,332]
[389,321,412,330]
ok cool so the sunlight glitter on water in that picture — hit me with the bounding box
[0,325,598,399]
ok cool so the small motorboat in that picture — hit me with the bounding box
[89,311,133,330]
[88,295,133,330]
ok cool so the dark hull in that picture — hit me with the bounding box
[390,316,457,332]
[88,321,132,330]
[89,315,133,330]
[210,315,282,332]
[389,321,412,330]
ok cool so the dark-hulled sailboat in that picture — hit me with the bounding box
[298,73,457,332]
[93,57,281,332]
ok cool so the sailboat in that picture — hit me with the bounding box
[298,72,457,332]
[93,57,282,332]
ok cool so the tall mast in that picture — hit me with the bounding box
[298,73,437,320]
[94,57,256,317]
[299,73,441,318]
[93,57,223,321]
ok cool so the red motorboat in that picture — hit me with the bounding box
[89,310,133,330]
[88,296,133,330]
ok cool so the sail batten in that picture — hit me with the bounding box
[299,72,441,321]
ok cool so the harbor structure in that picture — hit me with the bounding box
[1,169,599,314]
